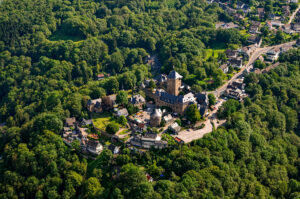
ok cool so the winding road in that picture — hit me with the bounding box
[209,41,296,97]
[288,5,300,25]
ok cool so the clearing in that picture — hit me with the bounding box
[49,29,84,42]
[92,113,115,131]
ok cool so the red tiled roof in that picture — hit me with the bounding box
[174,137,183,143]
[97,73,105,78]
[138,123,145,128]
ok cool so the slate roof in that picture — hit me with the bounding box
[66,117,76,126]
[248,35,261,44]
[130,94,145,105]
[220,64,228,70]
[151,109,162,118]
[168,70,182,79]
[226,49,238,57]
[229,58,243,66]
[155,74,168,82]
[88,98,102,107]
[143,133,158,139]
[117,108,129,117]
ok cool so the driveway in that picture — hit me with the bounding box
[173,99,225,143]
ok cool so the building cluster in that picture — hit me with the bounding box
[62,117,104,156]
[129,133,168,149]
[62,116,121,157]
[224,78,248,101]
[213,0,299,45]
[145,70,208,116]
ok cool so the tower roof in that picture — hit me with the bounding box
[151,109,162,118]
[168,70,182,79]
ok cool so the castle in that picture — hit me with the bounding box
[146,70,197,115]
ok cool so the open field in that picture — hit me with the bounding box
[203,49,225,60]
[92,113,114,130]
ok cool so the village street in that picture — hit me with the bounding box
[288,5,300,25]
[209,40,296,97]
[176,40,297,143]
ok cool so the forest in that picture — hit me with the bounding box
[0,0,300,198]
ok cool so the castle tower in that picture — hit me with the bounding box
[150,109,162,127]
[167,70,182,96]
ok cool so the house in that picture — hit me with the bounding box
[215,22,239,29]
[146,174,153,182]
[225,49,238,58]
[241,45,256,59]
[116,108,129,117]
[65,117,76,128]
[81,118,93,126]
[137,123,147,132]
[292,22,300,32]
[229,79,246,90]
[63,127,72,133]
[195,93,208,117]
[225,7,236,15]
[257,8,265,19]
[97,73,105,81]
[236,2,245,9]
[220,64,229,73]
[86,140,103,155]
[234,13,244,22]
[247,35,262,47]
[130,133,168,149]
[271,20,282,27]
[102,94,117,109]
[242,5,251,13]
[129,94,146,109]
[266,21,273,30]
[174,137,184,144]
[282,6,290,17]
[226,89,247,101]
[228,58,243,68]
[163,114,173,124]
[168,122,181,134]
[249,25,260,34]
[249,21,261,34]
[108,144,120,154]
[283,24,293,34]
[266,48,280,62]
[87,98,102,113]
[63,127,88,149]
[296,39,300,46]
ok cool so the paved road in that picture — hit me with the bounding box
[174,99,225,143]
[288,5,300,25]
[209,41,296,97]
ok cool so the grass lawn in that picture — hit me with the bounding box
[239,29,251,38]
[119,129,130,135]
[126,90,133,98]
[203,49,225,60]
[92,113,115,131]
[120,135,130,142]
[49,29,84,42]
